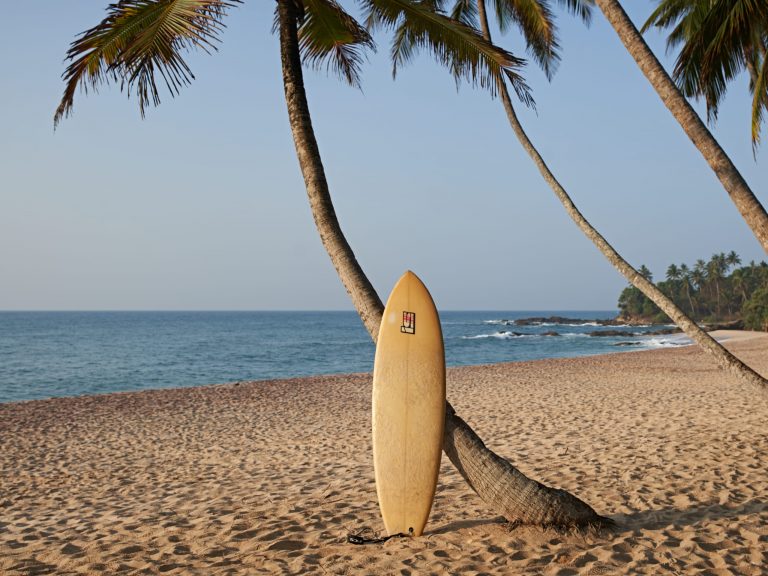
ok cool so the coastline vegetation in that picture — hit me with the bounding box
[618,252,768,330]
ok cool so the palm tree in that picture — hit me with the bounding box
[55,0,606,528]
[642,0,768,149]
[679,262,695,315]
[593,0,768,255]
[635,264,652,281]
[724,251,742,316]
[374,0,768,390]
[727,250,742,271]
[732,267,749,307]
[693,258,707,286]
[707,253,726,317]
[666,263,680,282]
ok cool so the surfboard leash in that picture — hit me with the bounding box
[347,530,410,545]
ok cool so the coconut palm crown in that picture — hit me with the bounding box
[370,0,593,84]
[642,0,768,149]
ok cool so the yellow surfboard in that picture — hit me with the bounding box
[372,271,446,537]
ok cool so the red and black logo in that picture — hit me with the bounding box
[400,311,416,335]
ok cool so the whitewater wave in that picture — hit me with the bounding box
[464,331,592,340]
[463,331,526,340]
[485,319,640,328]
[542,321,651,328]
[642,336,693,348]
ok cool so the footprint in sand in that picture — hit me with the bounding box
[266,540,306,551]
[61,542,84,556]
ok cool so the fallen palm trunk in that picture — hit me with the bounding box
[444,402,612,528]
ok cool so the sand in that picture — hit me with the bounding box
[1,330,767,575]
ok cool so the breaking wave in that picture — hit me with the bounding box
[463,331,526,340]
[463,331,593,340]
[642,336,693,348]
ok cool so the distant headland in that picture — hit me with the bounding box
[616,252,767,331]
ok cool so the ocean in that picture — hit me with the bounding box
[0,311,689,403]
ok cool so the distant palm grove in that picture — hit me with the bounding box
[618,252,768,331]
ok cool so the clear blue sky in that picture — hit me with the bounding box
[1,1,765,311]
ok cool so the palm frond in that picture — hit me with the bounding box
[554,0,592,24]
[389,0,455,79]
[644,0,768,145]
[362,0,533,106]
[55,0,239,127]
[490,0,560,79]
[751,49,767,149]
[641,0,693,34]
[298,0,376,87]
[450,0,479,28]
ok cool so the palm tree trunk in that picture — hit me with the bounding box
[277,0,383,338]
[594,0,768,255]
[715,280,722,317]
[475,0,767,392]
[686,284,695,317]
[276,0,607,529]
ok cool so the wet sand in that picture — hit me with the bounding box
[1,330,767,575]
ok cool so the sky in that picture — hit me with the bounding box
[1,1,766,311]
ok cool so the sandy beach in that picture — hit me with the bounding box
[1,330,767,575]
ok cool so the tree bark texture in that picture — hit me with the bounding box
[276,0,609,529]
[595,0,768,255]
[475,0,767,393]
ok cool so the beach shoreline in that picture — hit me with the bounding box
[2,331,767,574]
[1,329,761,408]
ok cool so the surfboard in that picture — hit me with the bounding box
[372,270,446,537]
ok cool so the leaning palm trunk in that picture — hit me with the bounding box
[277,1,383,338]
[594,0,768,255]
[475,0,767,392]
[443,403,607,527]
[277,0,607,529]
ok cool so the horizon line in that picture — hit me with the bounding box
[0,308,621,313]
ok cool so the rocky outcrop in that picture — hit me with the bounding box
[588,330,629,337]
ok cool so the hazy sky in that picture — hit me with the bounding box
[1,1,766,311]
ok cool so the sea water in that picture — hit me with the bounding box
[0,311,689,403]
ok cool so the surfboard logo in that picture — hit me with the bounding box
[401,311,416,335]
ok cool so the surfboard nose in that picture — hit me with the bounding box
[399,270,423,286]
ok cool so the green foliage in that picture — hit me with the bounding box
[743,286,768,330]
[375,0,595,105]
[55,0,241,127]
[643,0,768,149]
[363,0,532,103]
[617,252,768,330]
[298,0,376,88]
[56,0,530,124]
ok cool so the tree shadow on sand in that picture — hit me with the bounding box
[610,498,767,533]
[428,517,507,535]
